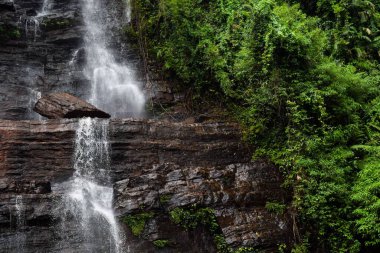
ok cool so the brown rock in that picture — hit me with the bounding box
[0,118,291,252]
[34,92,111,119]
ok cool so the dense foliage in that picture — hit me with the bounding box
[129,0,380,251]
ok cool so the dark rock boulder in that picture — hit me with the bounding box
[34,92,111,119]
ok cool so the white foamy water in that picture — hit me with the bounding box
[81,0,145,117]
[58,118,123,253]
[37,0,53,17]
[13,195,26,253]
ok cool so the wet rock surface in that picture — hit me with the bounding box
[0,0,131,120]
[0,0,86,120]
[34,92,111,119]
[0,119,290,252]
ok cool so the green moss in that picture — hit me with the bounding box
[169,206,219,232]
[291,242,310,253]
[159,194,171,205]
[43,18,75,31]
[122,211,154,237]
[0,25,21,43]
[153,239,170,248]
[213,234,231,253]
[265,201,287,215]
[278,243,287,253]
[234,247,258,253]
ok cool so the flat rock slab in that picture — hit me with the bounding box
[34,92,111,119]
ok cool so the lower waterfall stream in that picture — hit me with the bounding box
[56,118,123,253]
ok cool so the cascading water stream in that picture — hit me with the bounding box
[81,0,145,117]
[17,0,52,120]
[15,196,26,253]
[57,1,144,251]
[38,0,53,17]
[19,0,52,42]
[58,118,123,253]
[124,0,132,22]
[6,196,26,253]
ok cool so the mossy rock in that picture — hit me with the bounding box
[153,239,171,248]
[0,24,21,43]
[159,194,172,205]
[122,211,155,237]
[42,18,76,31]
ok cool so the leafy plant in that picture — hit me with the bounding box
[122,211,154,236]
[265,201,287,215]
[153,239,170,248]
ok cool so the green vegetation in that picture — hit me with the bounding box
[233,247,258,253]
[158,194,171,205]
[169,206,219,231]
[129,0,380,251]
[122,211,154,236]
[43,18,75,31]
[0,25,21,43]
[265,201,287,215]
[153,239,170,248]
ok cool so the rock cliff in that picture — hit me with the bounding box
[0,119,290,252]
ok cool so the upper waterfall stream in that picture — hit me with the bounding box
[54,0,144,251]
[81,0,145,117]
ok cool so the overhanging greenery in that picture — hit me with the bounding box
[128,0,380,251]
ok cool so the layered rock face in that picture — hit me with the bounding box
[0,0,85,120]
[0,119,290,252]
[0,0,133,120]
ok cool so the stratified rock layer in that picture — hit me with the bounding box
[0,119,290,252]
[34,92,111,119]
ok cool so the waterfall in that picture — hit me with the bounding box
[55,1,145,251]
[13,196,26,253]
[22,17,40,41]
[4,195,26,253]
[38,0,53,17]
[27,87,42,120]
[58,118,123,253]
[81,0,145,117]
[124,0,132,22]
[15,196,25,232]
[18,0,52,42]
[16,0,52,120]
